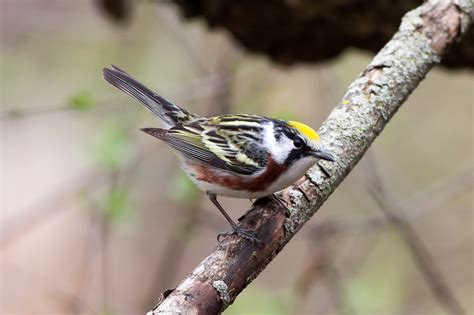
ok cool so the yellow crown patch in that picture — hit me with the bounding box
[288,121,320,141]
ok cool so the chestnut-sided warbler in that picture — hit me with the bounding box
[103,65,335,242]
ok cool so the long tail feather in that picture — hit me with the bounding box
[102,65,198,128]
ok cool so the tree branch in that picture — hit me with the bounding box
[149,1,473,313]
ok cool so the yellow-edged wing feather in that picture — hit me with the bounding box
[141,122,266,175]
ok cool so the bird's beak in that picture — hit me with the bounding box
[312,148,336,162]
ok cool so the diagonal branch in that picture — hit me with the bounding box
[150,1,473,313]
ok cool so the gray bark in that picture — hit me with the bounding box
[149,0,473,314]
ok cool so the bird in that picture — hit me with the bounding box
[102,65,336,243]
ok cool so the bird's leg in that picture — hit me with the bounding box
[206,192,262,244]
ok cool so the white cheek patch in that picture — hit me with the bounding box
[263,122,293,164]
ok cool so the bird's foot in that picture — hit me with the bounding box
[217,226,262,244]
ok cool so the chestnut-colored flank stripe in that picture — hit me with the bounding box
[192,154,287,192]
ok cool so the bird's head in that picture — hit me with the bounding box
[266,120,336,167]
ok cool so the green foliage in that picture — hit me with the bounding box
[69,90,94,111]
[102,188,132,223]
[169,172,200,205]
[86,120,136,227]
[91,121,130,170]
[78,187,134,226]
[226,288,291,315]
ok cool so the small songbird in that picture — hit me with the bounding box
[103,65,335,242]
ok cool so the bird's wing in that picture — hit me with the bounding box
[103,65,199,128]
[142,123,267,176]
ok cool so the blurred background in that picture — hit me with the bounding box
[1,1,473,314]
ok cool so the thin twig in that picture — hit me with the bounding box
[0,73,228,120]
[70,213,102,314]
[367,155,466,315]
[323,260,355,315]
[309,165,473,239]
[293,243,354,315]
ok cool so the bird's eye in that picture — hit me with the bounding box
[293,137,304,149]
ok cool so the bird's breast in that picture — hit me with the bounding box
[183,155,288,198]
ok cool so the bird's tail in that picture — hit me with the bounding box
[102,65,199,128]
